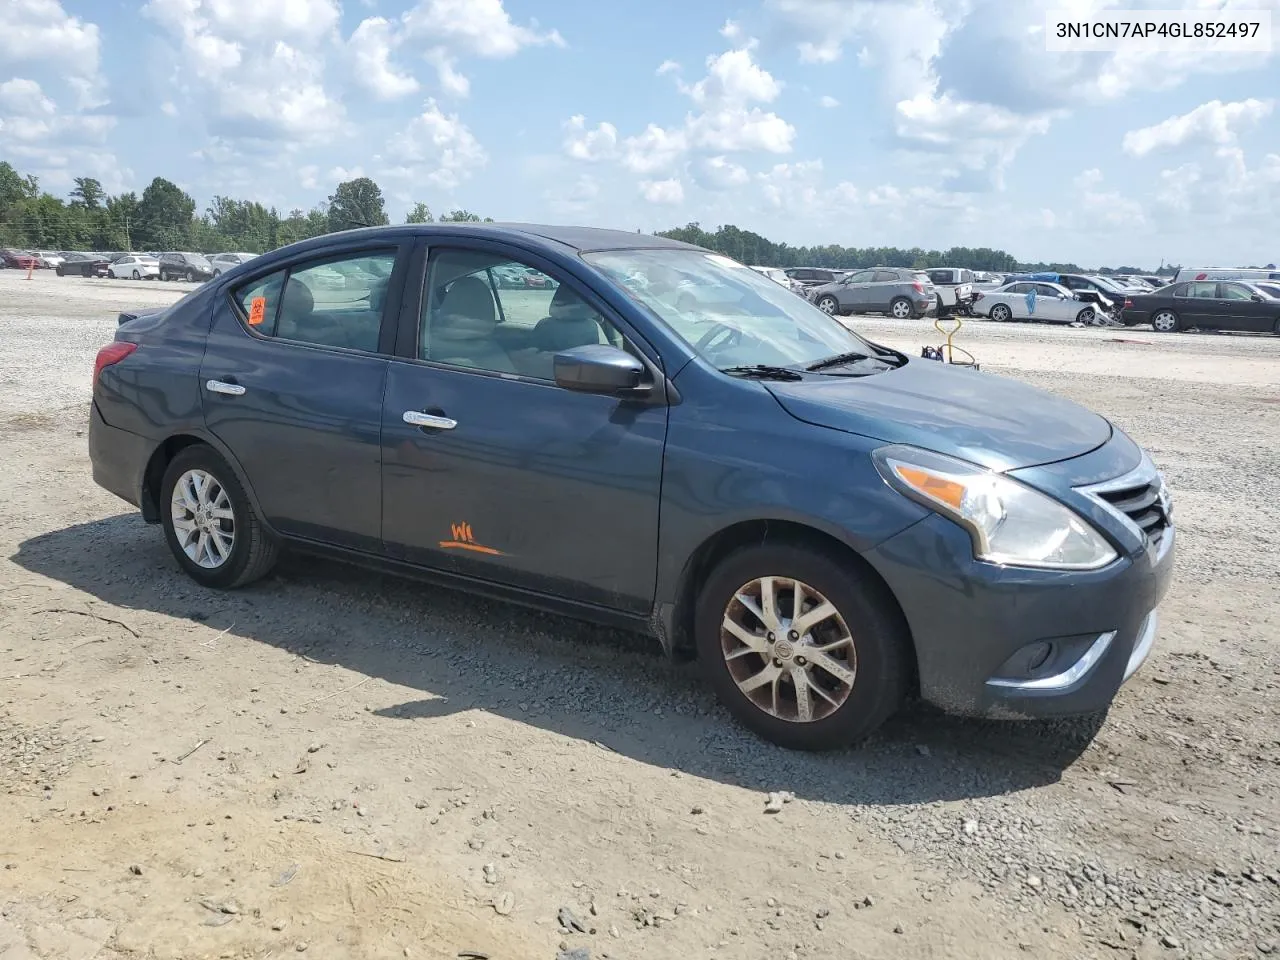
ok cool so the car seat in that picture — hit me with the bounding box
[429,276,516,372]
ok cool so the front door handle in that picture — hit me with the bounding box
[206,379,246,396]
[403,410,457,430]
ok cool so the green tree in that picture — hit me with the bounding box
[405,202,434,224]
[103,192,141,249]
[206,195,278,251]
[69,177,105,210]
[327,177,389,232]
[134,177,196,250]
[439,209,490,222]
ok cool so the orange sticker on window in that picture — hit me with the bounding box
[248,296,266,326]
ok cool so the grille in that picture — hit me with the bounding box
[1094,475,1172,547]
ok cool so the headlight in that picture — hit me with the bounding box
[873,445,1118,570]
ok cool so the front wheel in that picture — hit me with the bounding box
[695,543,909,751]
[55,266,64,277]
[816,295,839,315]
[160,445,279,589]
[1150,309,1180,333]
[989,303,1012,322]
[131,270,141,280]
[1076,307,1096,324]
[185,268,196,282]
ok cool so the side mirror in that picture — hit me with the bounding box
[1251,293,1265,302]
[554,344,647,395]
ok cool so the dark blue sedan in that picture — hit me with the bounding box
[89,224,1174,750]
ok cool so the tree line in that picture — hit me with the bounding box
[2,159,1173,274]
[0,161,488,255]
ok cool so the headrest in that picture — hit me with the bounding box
[434,276,496,340]
[281,279,314,317]
[547,282,593,321]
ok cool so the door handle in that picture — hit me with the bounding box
[403,410,457,430]
[206,379,246,396]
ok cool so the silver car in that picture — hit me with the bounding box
[974,281,1099,325]
[808,267,937,319]
[209,252,258,276]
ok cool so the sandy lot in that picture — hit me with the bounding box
[1,271,1278,960]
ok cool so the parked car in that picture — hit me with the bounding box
[973,281,1099,325]
[56,252,110,277]
[0,248,41,270]
[37,251,66,269]
[1119,280,1280,334]
[808,267,937,319]
[89,223,1174,751]
[108,255,161,280]
[1173,266,1280,284]
[1112,274,1168,290]
[749,265,800,293]
[1054,274,1140,315]
[783,267,846,290]
[209,252,258,276]
[925,267,978,317]
[158,252,215,282]
[1253,282,1280,299]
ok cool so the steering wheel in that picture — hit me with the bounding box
[693,321,742,354]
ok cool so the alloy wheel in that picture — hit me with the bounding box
[991,304,1011,322]
[1151,310,1177,333]
[720,576,857,724]
[170,469,235,569]
[891,299,912,319]
[818,297,838,315]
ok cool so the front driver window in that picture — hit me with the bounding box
[421,249,625,380]
[1220,283,1252,300]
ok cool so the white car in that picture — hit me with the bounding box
[749,265,800,292]
[109,255,160,280]
[209,252,258,276]
[973,281,1100,325]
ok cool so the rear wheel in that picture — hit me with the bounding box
[1150,309,1179,333]
[160,445,278,589]
[131,269,141,280]
[695,543,909,751]
[185,268,196,282]
[990,303,1012,322]
[890,297,913,319]
[816,295,839,315]
[159,269,170,281]
[55,266,64,277]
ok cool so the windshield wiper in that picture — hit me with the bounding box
[806,351,875,372]
[721,364,804,381]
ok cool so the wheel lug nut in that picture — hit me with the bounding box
[788,631,798,641]
[767,633,775,642]
[773,658,783,668]
[796,656,807,666]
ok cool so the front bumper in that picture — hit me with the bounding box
[864,463,1175,718]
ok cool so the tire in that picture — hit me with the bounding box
[816,295,839,316]
[1274,318,1280,336]
[935,295,949,318]
[159,269,170,281]
[1076,307,1095,324]
[1150,309,1180,333]
[989,303,1012,322]
[185,268,196,282]
[160,445,279,589]
[890,297,914,320]
[131,270,141,280]
[55,266,64,277]
[695,542,910,751]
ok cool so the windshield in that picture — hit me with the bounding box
[583,248,875,370]
[187,253,212,268]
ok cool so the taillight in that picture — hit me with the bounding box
[94,341,137,387]
[1123,297,1133,309]
[913,281,924,293]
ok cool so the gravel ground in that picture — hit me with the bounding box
[1,271,1278,959]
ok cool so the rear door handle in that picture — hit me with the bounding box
[206,379,246,396]
[403,410,457,430]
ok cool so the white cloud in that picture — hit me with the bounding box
[1070,167,1146,228]
[687,107,795,154]
[1122,98,1274,157]
[656,59,681,76]
[0,0,101,77]
[0,79,56,117]
[402,0,563,57]
[383,98,487,190]
[720,19,745,42]
[544,174,602,216]
[819,95,840,108]
[621,124,688,175]
[348,17,420,100]
[424,49,471,97]
[160,101,178,117]
[640,178,685,204]
[328,165,366,181]
[681,45,783,107]
[142,0,344,143]
[563,115,619,162]
[695,155,750,190]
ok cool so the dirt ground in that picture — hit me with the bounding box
[1,271,1278,960]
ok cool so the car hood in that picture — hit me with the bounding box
[764,359,1112,472]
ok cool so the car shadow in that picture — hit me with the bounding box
[13,515,1104,808]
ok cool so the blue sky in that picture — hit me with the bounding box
[1,0,1278,266]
